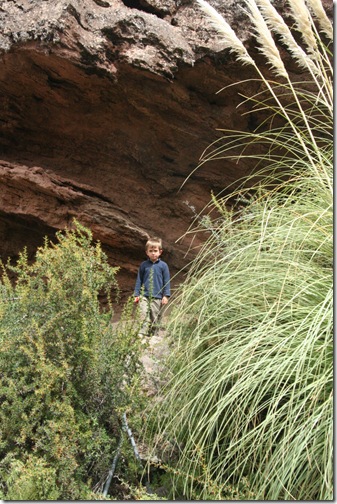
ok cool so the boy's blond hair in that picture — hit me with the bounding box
[145,237,162,250]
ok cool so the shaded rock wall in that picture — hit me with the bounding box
[0,0,332,301]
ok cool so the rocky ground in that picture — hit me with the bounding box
[140,327,171,398]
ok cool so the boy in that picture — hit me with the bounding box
[134,237,170,337]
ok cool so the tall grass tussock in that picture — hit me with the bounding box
[151,0,333,500]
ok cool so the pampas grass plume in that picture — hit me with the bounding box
[196,0,255,67]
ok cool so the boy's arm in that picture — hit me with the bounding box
[162,263,171,298]
[134,265,143,297]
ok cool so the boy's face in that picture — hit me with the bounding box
[146,245,162,263]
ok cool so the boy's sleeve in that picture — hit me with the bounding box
[134,266,142,296]
[162,263,171,297]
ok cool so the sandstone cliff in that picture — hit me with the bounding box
[0,0,332,300]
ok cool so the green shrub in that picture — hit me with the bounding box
[0,221,145,499]
[151,0,332,500]
[3,455,60,501]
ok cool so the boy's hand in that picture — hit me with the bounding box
[134,296,140,304]
[161,296,169,305]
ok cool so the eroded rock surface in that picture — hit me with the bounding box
[0,0,332,300]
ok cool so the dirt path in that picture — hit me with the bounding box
[139,328,171,397]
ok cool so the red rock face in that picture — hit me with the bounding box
[0,0,332,301]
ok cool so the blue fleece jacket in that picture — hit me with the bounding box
[134,258,170,299]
